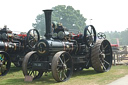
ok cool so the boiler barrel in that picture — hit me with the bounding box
[48,40,74,53]
[36,39,77,55]
[0,41,24,52]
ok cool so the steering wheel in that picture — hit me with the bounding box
[27,29,40,48]
[84,25,96,47]
[97,32,106,39]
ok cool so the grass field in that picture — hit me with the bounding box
[0,65,128,85]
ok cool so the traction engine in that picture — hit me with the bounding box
[22,10,112,82]
[0,26,40,76]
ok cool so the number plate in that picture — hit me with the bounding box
[32,61,49,70]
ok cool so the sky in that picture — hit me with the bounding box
[0,0,128,33]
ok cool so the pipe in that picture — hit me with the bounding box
[43,10,53,39]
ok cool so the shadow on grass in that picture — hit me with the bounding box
[1,78,24,85]
[2,75,57,85]
[72,68,99,78]
[8,66,22,74]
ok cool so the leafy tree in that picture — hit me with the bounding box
[32,14,45,36]
[52,5,86,33]
[32,5,87,36]
[121,28,128,45]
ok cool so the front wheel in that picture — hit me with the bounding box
[51,51,73,82]
[22,51,43,80]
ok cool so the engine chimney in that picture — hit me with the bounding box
[43,10,53,39]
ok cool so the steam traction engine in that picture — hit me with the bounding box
[22,10,112,82]
[0,26,40,76]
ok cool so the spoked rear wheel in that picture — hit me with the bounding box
[91,40,112,72]
[0,51,11,76]
[52,51,73,82]
[22,51,43,80]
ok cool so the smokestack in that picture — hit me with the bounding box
[43,10,53,39]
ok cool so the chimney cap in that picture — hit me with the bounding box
[43,9,53,11]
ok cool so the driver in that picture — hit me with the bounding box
[52,21,57,33]
[52,21,64,33]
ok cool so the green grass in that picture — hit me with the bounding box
[0,65,128,85]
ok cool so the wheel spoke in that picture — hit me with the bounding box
[65,58,69,63]
[102,63,106,70]
[99,59,106,70]
[59,57,64,64]
[90,28,93,34]
[105,53,111,56]
[87,29,91,35]
[102,34,105,38]
[98,35,101,37]
[62,55,66,64]
[63,70,67,79]
[103,60,110,65]
[57,64,63,67]
[104,44,108,50]
[33,31,36,37]
[99,49,102,54]
[92,33,95,37]
[66,68,71,70]
[57,68,60,73]
[59,70,62,80]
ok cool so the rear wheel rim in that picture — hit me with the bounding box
[99,40,112,71]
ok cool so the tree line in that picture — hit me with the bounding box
[104,28,128,45]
